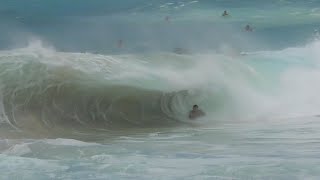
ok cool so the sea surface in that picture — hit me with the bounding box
[1,0,320,179]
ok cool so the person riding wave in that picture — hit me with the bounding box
[189,105,205,120]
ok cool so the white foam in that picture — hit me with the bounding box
[42,138,100,147]
[3,143,32,156]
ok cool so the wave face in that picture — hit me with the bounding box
[0,44,193,132]
[1,0,320,137]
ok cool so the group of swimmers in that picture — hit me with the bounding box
[222,10,253,32]
[117,10,253,50]
[116,11,254,120]
[165,10,253,32]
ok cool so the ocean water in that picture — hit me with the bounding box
[1,0,320,179]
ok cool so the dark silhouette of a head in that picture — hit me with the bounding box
[193,105,198,110]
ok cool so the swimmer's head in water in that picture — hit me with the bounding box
[193,105,199,110]
[222,10,228,16]
[245,24,253,31]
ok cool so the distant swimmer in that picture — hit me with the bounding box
[117,40,123,48]
[165,16,170,22]
[189,105,205,120]
[245,24,253,32]
[222,10,229,17]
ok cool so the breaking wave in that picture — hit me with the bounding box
[1,39,320,137]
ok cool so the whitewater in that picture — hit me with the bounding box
[1,0,320,179]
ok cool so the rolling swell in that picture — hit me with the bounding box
[0,48,194,134]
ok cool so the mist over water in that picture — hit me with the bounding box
[1,0,320,179]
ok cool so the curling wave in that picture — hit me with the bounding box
[0,43,221,134]
[2,39,320,136]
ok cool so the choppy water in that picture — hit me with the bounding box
[1,0,320,179]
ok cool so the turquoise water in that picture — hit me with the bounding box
[1,0,320,179]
